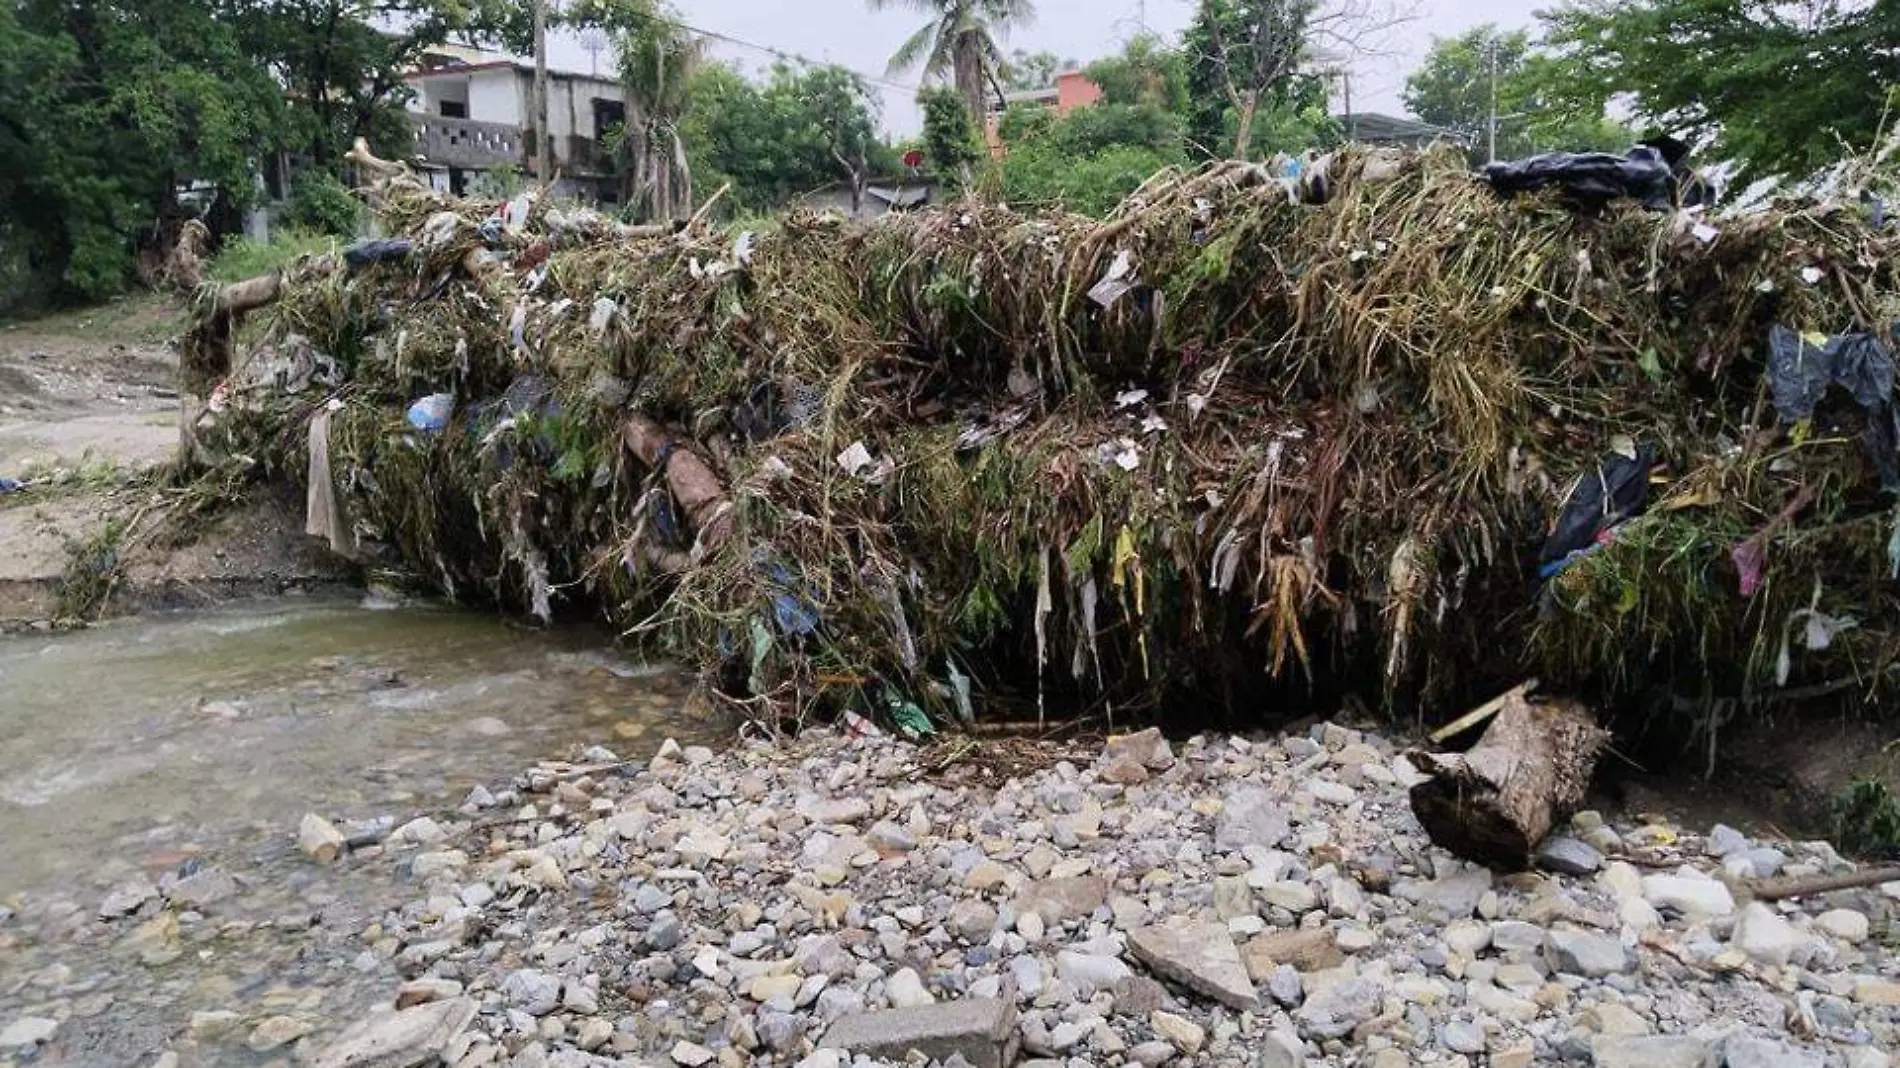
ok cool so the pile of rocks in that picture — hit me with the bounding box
[17,723,1900,1068]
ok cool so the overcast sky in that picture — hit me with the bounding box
[547,0,1537,136]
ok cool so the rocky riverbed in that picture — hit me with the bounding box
[5,720,1899,1068]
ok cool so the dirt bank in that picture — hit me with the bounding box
[0,297,358,626]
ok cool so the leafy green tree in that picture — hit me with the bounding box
[919,85,984,187]
[998,141,1181,215]
[1003,47,1066,91]
[681,62,892,213]
[777,65,889,213]
[0,0,279,306]
[1085,33,1189,114]
[1184,0,1316,158]
[1402,25,1627,162]
[991,37,1192,214]
[1538,0,1900,184]
[230,2,436,168]
[872,0,1036,130]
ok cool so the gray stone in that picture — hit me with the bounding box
[1007,956,1045,999]
[1215,789,1291,852]
[1722,1033,1823,1068]
[819,997,1019,1068]
[394,816,445,845]
[671,1040,714,1066]
[1129,1040,1177,1067]
[1149,1010,1204,1053]
[1111,976,1169,1015]
[1307,779,1355,805]
[759,1011,802,1050]
[1536,836,1603,876]
[502,969,561,1016]
[1129,919,1259,1009]
[1588,1035,1718,1068]
[1255,1030,1306,1068]
[1267,964,1303,1007]
[1743,847,1786,879]
[868,821,918,853]
[248,1016,317,1052]
[1816,908,1871,943]
[950,900,998,942]
[1490,920,1544,955]
[1105,727,1175,770]
[1213,875,1254,920]
[1259,881,1318,914]
[1707,824,1749,857]
[647,910,684,950]
[1293,978,1383,1039]
[1415,869,1492,918]
[98,877,159,918]
[561,981,599,1015]
[1640,875,1734,917]
[885,967,934,1008]
[0,1017,57,1051]
[1731,902,1797,966]
[341,816,395,848]
[167,866,239,908]
[632,884,672,913]
[1056,951,1132,994]
[1546,928,1632,977]
[1441,1019,1487,1054]
[1012,876,1108,925]
[815,985,866,1023]
[800,796,872,825]
[311,998,478,1068]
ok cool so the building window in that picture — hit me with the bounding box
[440,99,468,119]
[592,98,626,139]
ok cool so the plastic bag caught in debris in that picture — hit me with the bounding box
[1767,325,1900,491]
[343,239,413,273]
[1482,147,1675,210]
[406,392,454,433]
[1539,444,1657,577]
[1089,250,1136,307]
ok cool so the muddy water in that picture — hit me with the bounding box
[0,597,714,1067]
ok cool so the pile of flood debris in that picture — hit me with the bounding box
[182,143,1900,732]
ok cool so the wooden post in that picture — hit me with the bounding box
[1405,690,1610,870]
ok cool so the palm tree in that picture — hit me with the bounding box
[613,15,705,221]
[872,0,1036,130]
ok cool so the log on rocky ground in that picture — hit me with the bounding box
[1406,686,1611,870]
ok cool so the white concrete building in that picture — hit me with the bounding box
[403,45,627,203]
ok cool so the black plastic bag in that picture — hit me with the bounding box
[1482,147,1675,211]
[1768,325,1900,491]
[343,238,414,273]
[1540,444,1658,576]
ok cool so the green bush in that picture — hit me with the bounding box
[208,229,336,283]
[283,171,363,237]
[1832,778,1900,858]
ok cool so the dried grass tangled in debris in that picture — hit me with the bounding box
[193,146,1900,732]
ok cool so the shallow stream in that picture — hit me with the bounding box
[0,596,711,1066]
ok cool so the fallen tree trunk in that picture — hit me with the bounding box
[1405,689,1610,870]
[178,267,284,466]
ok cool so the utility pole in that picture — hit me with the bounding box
[534,0,551,184]
[1342,69,1353,143]
[1486,38,1499,164]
